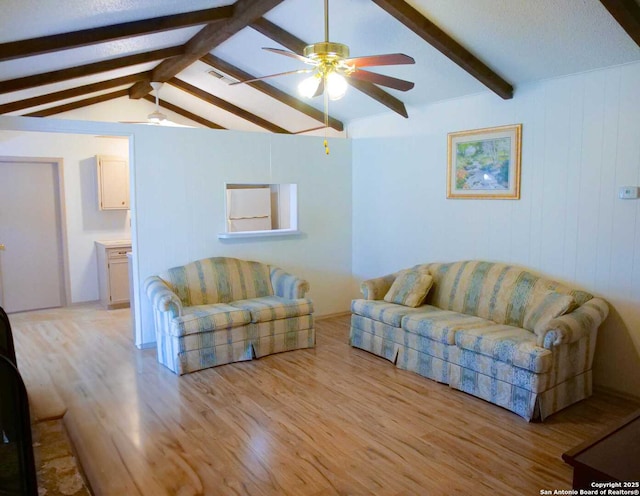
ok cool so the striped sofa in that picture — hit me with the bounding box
[350,260,608,421]
[145,257,314,375]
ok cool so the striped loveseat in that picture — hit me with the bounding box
[350,260,608,421]
[145,257,314,375]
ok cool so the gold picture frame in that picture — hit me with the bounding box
[447,124,522,199]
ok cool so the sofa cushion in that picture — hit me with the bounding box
[351,299,426,327]
[168,304,251,337]
[230,296,313,323]
[384,270,433,307]
[522,290,575,335]
[425,261,592,328]
[162,257,273,306]
[454,325,553,373]
[401,307,492,345]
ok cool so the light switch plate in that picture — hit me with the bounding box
[618,186,639,199]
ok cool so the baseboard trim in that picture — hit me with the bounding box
[315,311,351,321]
[594,385,640,404]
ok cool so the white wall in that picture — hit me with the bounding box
[129,126,353,346]
[0,130,130,303]
[349,61,640,398]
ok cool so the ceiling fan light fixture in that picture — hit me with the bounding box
[326,72,347,100]
[298,75,321,99]
[147,110,167,124]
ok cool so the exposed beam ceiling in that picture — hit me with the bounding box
[168,78,291,134]
[4,1,628,133]
[370,0,514,100]
[250,17,410,118]
[0,47,183,94]
[129,0,286,99]
[0,6,234,62]
[23,89,130,117]
[141,94,225,129]
[200,54,344,131]
[600,0,640,47]
[0,0,502,131]
[0,73,150,114]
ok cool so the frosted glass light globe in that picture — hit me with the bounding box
[326,72,347,101]
[298,76,321,98]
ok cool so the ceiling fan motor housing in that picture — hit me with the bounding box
[303,42,354,76]
[303,42,349,60]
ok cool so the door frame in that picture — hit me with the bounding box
[0,155,70,310]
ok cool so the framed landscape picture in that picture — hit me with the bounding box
[447,124,522,199]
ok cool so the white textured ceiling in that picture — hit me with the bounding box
[0,0,638,133]
[0,0,230,41]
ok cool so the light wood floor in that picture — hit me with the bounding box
[10,303,639,496]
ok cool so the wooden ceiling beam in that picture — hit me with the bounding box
[141,94,226,129]
[168,78,290,134]
[0,72,150,114]
[0,47,182,94]
[0,6,233,62]
[200,54,344,132]
[23,89,130,117]
[2,70,227,129]
[250,18,308,54]
[250,17,410,118]
[600,0,640,47]
[370,0,513,99]
[129,0,285,99]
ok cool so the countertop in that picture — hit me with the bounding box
[95,239,132,249]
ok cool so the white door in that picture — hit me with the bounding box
[0,159,65,313]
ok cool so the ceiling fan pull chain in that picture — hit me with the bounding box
[324,87,330,155]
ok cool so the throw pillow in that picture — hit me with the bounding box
[522,290,575,337]
[384,270,433,308]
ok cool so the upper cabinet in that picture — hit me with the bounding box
[97,155,129,210]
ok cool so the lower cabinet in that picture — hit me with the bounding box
[96,240,132,309]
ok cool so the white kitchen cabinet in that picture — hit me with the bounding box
[97,155,129,210]
[95,240,132,309]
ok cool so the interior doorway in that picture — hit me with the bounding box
[0,157,68,313]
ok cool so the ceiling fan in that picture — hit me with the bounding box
[233,0,415,102]
[122,82,192,127]
[147,81,168,124]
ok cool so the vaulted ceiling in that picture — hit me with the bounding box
[1,0,639,135]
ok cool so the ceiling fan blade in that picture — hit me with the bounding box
[344,53,415,68]
[119,120,192,127]
[230,68,313,86]
[262,47,316,64]
[293,125,328,135]
[349,69,415,91]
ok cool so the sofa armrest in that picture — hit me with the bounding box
[144,276,183,318]
[270,268,309,299]
[538,297,609,349]
[360,274,397,300]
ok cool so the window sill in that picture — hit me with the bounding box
[217,229,301,239]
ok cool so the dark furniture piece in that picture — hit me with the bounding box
[0,306,38,496]
[0,307,16,367]
[562,409,640,489]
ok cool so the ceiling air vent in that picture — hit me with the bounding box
[207,69,238,85]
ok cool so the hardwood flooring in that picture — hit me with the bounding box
[9,304,639,496]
